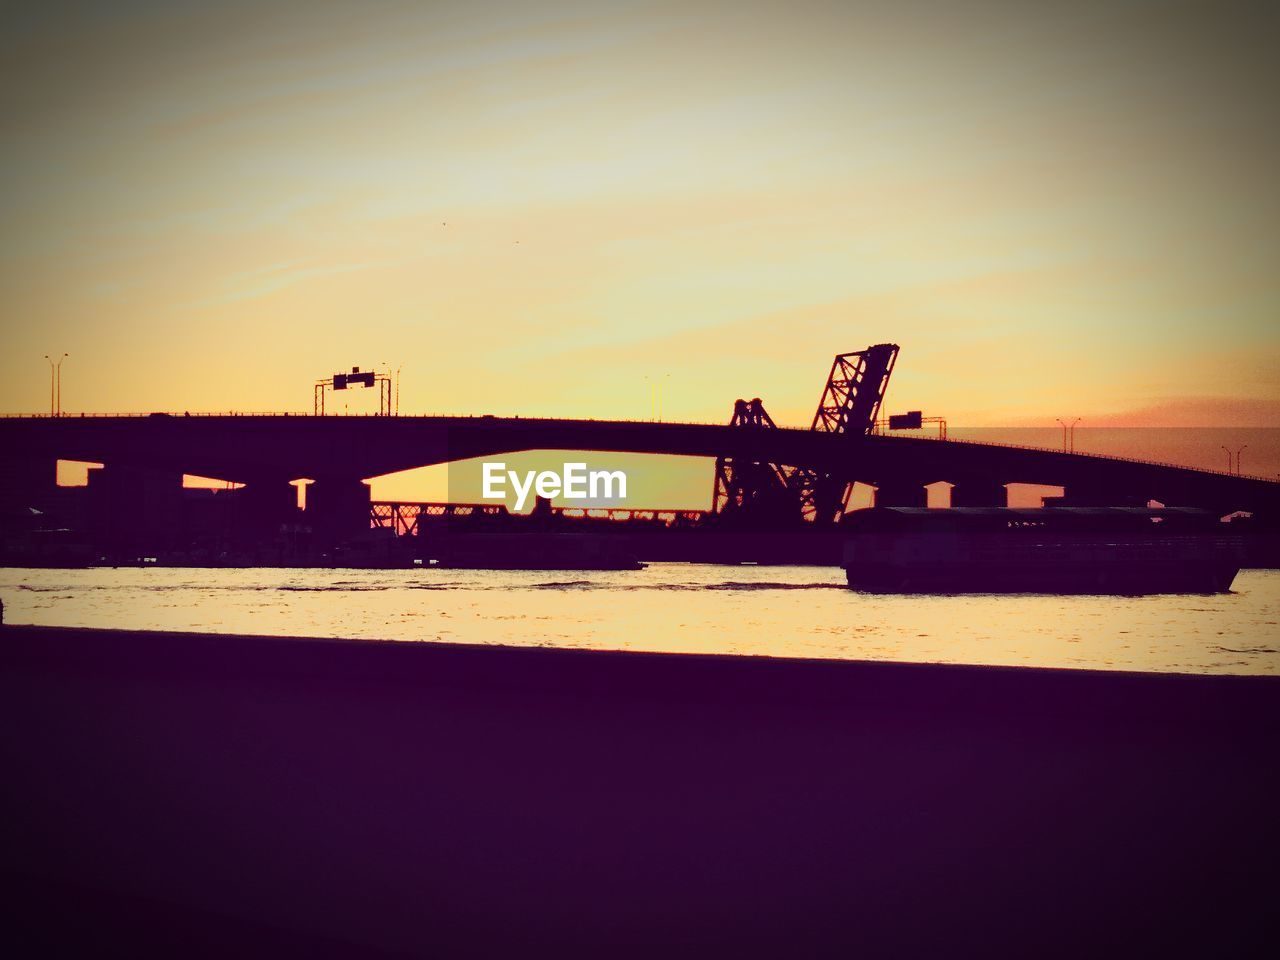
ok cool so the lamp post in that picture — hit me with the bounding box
[1234,445,1248,476]
[642,374,674,421]
[1056,417,1080,454]
[44,353,68,417]
[1221,445,1239,474]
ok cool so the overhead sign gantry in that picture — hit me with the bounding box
[314,367,394,415]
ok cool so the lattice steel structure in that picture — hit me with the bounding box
[370,502,509,536]
[787,343,899,524]
[711,399,801,526]
[709,344,901,527]
[808,345,899,436]
[788,345,901,522]
[371,501,706,537]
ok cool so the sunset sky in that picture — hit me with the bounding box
[2,0,1277,432]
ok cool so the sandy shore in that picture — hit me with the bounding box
[2,624,1278,956]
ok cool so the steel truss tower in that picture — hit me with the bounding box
[711,344,900,527]
[788,343,899,524]
[711,399,799,525]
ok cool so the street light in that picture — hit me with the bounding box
[1056,417,1080,454]
[642,374,673,422]
[44,353,68,417]
[1221,445,1247,475]
[641,374,674,421]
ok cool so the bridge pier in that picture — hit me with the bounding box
[949,480,1008,508]
[86,464,184,556]
[0,455,57,513]
[873,480,928,508]
[239,478,300,534]
[305,476,372,543]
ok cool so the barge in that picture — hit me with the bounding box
[842,507,1242,594]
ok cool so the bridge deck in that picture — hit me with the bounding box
[1,414,1276,512]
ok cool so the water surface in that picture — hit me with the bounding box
[4,564,1277,675]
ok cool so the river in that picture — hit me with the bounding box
[2,564,1276,675]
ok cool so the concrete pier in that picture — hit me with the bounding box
[85,464,184,553]
[304,475,371,541]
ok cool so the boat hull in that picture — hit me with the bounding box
[844,557,1240,594]
[842,529,1244,594]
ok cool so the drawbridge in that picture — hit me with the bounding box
[712,344,899,526]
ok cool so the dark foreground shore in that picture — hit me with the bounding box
[2,625,1278,957]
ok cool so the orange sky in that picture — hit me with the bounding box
[2,0,1277,432]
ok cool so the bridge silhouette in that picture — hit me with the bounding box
[2,411,1276,552]
[3,344,1277,556]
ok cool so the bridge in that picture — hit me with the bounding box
[2,344,1276,555]
[1,411,1275,538]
